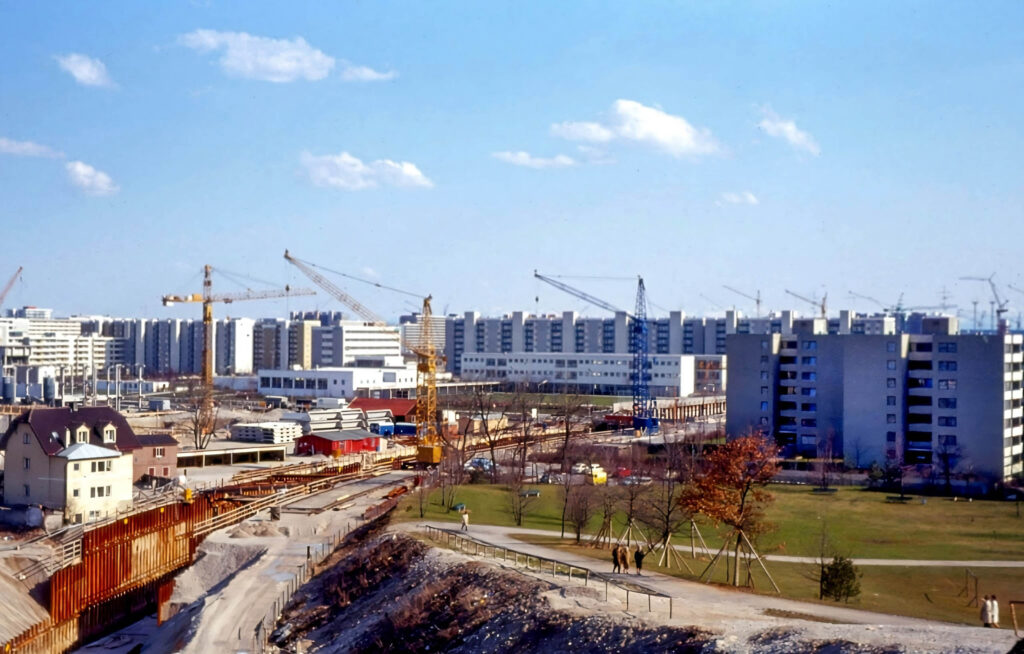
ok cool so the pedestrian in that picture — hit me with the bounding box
[460,508,470,532]
[611,545,621,573]
[981,594,991,627]
[991,595,1000,629]
[618,543,630,574]
[634,545,646,575]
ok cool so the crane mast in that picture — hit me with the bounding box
[163,266,315,442]
[785,289,827,318]
[534,271,658,434]
[284,251,444,464]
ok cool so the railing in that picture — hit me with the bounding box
[422,525,676,618]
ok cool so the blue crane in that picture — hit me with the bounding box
[533,271,658,434]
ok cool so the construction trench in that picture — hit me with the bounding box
[1,456,411,654]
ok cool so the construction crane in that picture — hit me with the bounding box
[162,265,316,442]
[960,274,1009,333]
[534,271,657,434]
[0,266,23,311]
[785,289,827,318]
[848,291,947,315]
[722,285,762,316]
[284,251,443,464]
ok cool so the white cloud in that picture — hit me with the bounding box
[179,29,335,82]
[718,191,759,206]
[550,121,613,143]
[54,53,115,87]
[339,61,397,82]
[301,151,433,190]
[551,99,719,158]
[492,151,575,169]
[0,137,64,158]
[758,108,820,156]
[65,161,119,196]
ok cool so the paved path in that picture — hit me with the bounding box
[403,522,1020,652]
[423,522,1024,568]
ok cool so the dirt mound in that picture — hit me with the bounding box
[272,533,711,654]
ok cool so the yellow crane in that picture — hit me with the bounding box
[162,265,316,441]
[283,250,443,464]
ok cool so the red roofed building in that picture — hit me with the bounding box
[347,398,418,422]
[296,429,381,456]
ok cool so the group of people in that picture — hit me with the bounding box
[980,594,1001,628]
[611,543,647,575]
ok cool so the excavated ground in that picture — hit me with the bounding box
[272,523,1004,654]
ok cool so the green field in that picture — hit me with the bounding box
[397,483,1024,625]
[397,483,1024,562]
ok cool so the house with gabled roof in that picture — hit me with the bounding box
[1,407,137,523]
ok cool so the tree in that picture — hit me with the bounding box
[934,435,963,496]
[565,484,596,544]
[680,433,779,586]
[176,380,223,450]
[639,430,696,570]
[815,430,837,491]
[459,386,512,483]
[554,393,589,537]
[820,556,862,602]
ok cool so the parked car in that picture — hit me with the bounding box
[570,462,590,474]
[464,457,496,472]
[620,475,653,486]
[613,466,632,479]
[540,471,566,484]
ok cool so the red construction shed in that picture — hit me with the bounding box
[296,429,381,456]
[347,398,418,422]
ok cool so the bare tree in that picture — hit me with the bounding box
[459,386,512,483]
[565,484,597,544]
[816,430,837,491]
[639,431,692,562]
[554,393,590,537]
[176,380,223,450]
[934,435,963,496]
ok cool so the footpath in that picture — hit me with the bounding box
[400,521,1020,653]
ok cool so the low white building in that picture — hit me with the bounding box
[230,421,303,444]
[257,364,418,400]
[459,352,724,398]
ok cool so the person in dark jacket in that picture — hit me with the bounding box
[634,545,646,575]
[611,544,621,573]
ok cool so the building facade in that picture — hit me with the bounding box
[726,319,1023,481]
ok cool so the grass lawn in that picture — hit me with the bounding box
[397,483,1024,561]
[511,533,1022,626]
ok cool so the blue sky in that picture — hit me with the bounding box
[2,2,1023,326]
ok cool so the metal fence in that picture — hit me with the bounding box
[422,525,676,618]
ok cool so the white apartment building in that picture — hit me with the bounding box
[312,322,402,367]
[459,352,713,398]
[216,317,255,375]
[726,317,1023,481]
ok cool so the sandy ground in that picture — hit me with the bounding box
[74,471,413,654]
[396,523,1020,654]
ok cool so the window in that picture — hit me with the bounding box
[73,463,79,471]
[91,460,112,473]
[760,371,769,381]
[886,431,897,442]
[887,414,897,424]
[940,434,957,446]
[938,342,957,353]
[887,360,897,370]
[803,341,817,350]
[801,388,817,397]
[887,341,897,353]
[760,386,768,396]
[23,484,29,497]
[761,339,769,350]
[801,418,817,427]
[802,372,817,381]
[887,396,897,406]
[887,378,897,388]
[938,379,958,390]
[22,433,29,444]
[760,401,769,411]
[801,356,817,365]
[760,355,769,364]
[23,457,30,470]
[938,398,957,409]
[72,488,79,497]
[104,428,115,443]
[106,485,111,496]
[938,416,957,427]
[90,487,96,498]
[154,447,165,458]
[802,403,817,411]
[759,417,769,425]
[938,360,958,371]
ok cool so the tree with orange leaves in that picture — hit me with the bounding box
[680,433,779,587]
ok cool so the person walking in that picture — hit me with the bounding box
[981,595,992,627]
[618,543,630,574]
[634,545,646,575]
[611,545,621,573]
[460,508,470,532]
[991,595,1000,629]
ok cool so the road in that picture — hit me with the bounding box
[181,471,413,653]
